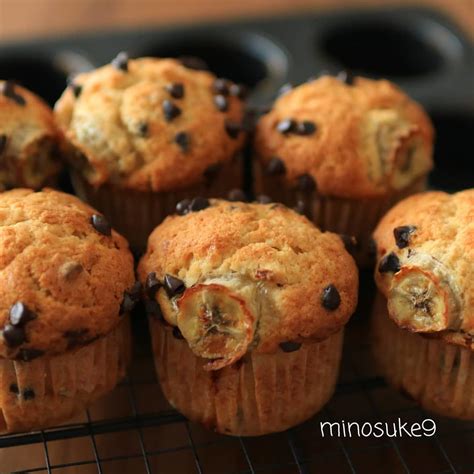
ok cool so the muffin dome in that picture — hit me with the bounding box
[254,75,434,198]
[373,190,474,349]
[0,81,62,191]
[0,189,135,360]
[54,56,246,192]
[138,199,358,369]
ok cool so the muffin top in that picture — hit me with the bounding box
[0,188,136,360]
[254,75,434,199]
[54,55,246,192]
[138,199,358,370]
[0,81,62,191]
[373,190,474,350]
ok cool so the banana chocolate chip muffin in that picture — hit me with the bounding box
[0,189,136,432]
[0,81,62,191]
[254,74,434,266]
[55,53,247,251]
[372,190,474,419]
[138,198,358,436]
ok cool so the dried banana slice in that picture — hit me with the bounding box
[177,283,257,370]
[387,253,461,332]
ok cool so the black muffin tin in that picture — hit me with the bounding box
[1,6,472,193]
[0,6,473,474]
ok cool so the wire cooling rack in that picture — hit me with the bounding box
[1,287,473,474]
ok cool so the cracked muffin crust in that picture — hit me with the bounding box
[254,75,434,198]
[54,57,246,192]
[138,199,358,366]
[373,190,474,350]
[0,188,135,359]
[0,81,62,191]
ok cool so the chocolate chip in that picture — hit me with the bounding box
[172,327,184,339]
[189,197,210,212]
[145,300,164,320]
[67,77,82,98]
[337,70,355,85]
[64,328,89,349]
[0,134,6,155]
[179,56,208,70]
[23,388,35,400]
[165,82,184,99]
[279,341,302,353]
[295,121,316,135]
[224,120,241,139]
[174,131,190,152]
[256,195,272,204]
[214,94,228,112]
[2,324,26,347]
[9,302,37,327]
[229,83,247,99]
[90,214,112,236]
[164,274,186,298]
[176,199,191,215]
[204,163,221,182]
[393,225,417,249]
[111,51,129,71]
[120,282,142,314]
[213,78,229,96]
[265,157,286,176]
[120,293,135,315]
[293,200,306,215]
[1,80,26,106]
[17,348,44,361]
[277,83,293,97]
[227,188,247,202]
[321,284,341,310]
[297,174,316,192]
[276,118,296,134]
[60,261,83,281]
[340,235,358,255]
[9,384,19,395]
[378,252,401,274]
[162,99,182,122]
[138,122,148,137]
[146,272,161,298]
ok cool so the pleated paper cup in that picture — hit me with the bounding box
[71,155,243,254]
[372,294,474,420]
[254,161,427,267]
[0,315,131,434]
[149,317,343,436]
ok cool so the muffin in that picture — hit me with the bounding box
[254,74,434,266]
[138,198,358,435]
[372,190,474,419]
[0,80,62,191]
[54,54,247,251]
[0,189,136,432]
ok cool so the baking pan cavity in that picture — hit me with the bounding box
[137,32,288,97]
[317,16,464,79]
[430,111,474,192]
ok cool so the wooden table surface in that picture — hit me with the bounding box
[0,0,472,41]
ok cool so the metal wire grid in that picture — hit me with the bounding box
[1,314,473,474]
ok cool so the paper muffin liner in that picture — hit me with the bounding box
[149,317,343,436]
[254,162,427,267]
[0,315,131,433]
[372,294,474,420]
[71,155,243,253]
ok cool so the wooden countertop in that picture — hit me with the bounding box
[0,0,472,41]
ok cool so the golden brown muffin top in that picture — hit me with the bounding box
[54,56,246,192]
[0,188,136,360]
[254,76,434,199]
[0,81,62,191]
[138,198,358,369]
[373,190,474,351]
